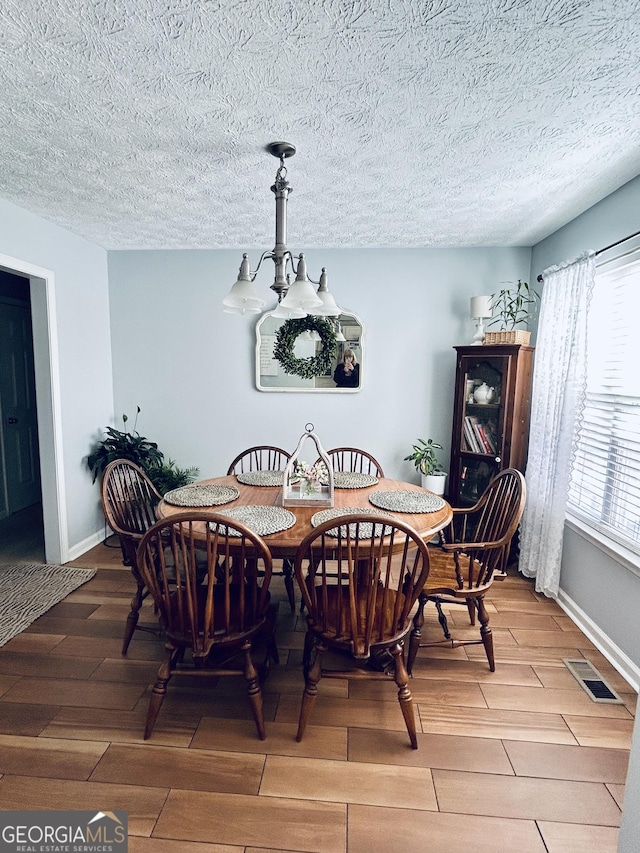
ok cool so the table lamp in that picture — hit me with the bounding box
[470,295,492,345]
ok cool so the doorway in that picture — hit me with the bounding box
[0,271,45,564]
[0,254,65,565]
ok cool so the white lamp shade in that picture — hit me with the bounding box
[271,301,306,319]
[335,327,346,342]
[310,289,340,316]
[279,278,322,311]
[470,295,492,319]
[222,277,266,313]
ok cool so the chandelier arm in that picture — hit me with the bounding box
[248,250,276,280]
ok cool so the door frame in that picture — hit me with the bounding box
[0,252,66,563]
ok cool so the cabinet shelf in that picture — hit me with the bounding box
[449,344,534,506]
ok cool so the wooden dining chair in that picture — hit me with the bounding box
[326,447,385,478]
[407,468,526,674]
[294,513,431,749]
[137,511,277,740]
[227,444,296,613]
[100,458,163,654]
[227,445,291,475]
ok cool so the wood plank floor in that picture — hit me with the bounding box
[0,542,633,853]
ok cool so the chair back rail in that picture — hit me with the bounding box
[138,512,273,660]
[447,468,526,587]
[325,447,385,478]
[227,445,291,475]
[101,459,162,541]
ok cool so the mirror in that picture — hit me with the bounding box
[256,310,365,392]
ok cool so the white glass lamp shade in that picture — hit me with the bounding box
[309,268,340,317]
[335,327,346,342]
[279,254,322,312]
[222,255,266,314]
[271,300,306,319]
[470,295,492,319]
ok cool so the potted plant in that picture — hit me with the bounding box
[87,408,198,494]
[485,279,540,345]
[404,438,447,495]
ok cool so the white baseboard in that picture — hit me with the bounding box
[557,588,640,693]
[65,529,106,563]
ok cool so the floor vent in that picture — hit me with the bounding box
[563,659,624,704]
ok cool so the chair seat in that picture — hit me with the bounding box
[422,547,502,597]
[166,584,271,650]
[306,585,409,657]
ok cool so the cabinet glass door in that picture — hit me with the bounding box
[456,354,509,505]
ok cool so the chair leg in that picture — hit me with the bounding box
[407,593,427,675]
[144,650,173,739]
[302,629,314,676]
[296,638,324,742]
[242,642,266,740]
[122,579,146,655]
[390,643,418,749]
[282,558,296,613]
[434,599,451,640]
[466,597,477,626]
[266,604,280,666]
[477,597,495,672]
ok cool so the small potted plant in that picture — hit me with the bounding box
[404,438,447,495]
[485,279,540,345]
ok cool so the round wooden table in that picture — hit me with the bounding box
[156,474,452,559]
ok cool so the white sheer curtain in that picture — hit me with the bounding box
[519,252,595,597]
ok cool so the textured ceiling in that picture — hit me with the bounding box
[0,0,639,250]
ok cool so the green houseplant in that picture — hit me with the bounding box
[87,408,198,494]
[404,438,447,495]
[486,280,540,344]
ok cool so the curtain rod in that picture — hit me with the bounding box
[536,228,640,282]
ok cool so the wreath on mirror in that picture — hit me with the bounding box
[273,316,338,379]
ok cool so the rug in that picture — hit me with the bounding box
[0,563,96,647]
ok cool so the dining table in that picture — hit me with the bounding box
[156,473,452,558]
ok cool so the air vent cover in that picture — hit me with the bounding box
[563,659,624,704]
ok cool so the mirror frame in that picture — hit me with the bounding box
[255,310,365,393]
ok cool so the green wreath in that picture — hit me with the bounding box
[273,317,337,379]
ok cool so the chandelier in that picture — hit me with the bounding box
[222,142,340,318]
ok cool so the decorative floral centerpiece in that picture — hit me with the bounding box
[292,460,330,497]
[282,423,334,508]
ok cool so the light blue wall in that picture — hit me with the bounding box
[531,175,640,671]
[0,197,112,556]
[107,246,531,483]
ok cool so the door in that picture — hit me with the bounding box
[0,301,41,516]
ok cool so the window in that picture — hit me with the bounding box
[568,242,640,554]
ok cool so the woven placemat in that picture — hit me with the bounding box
[311,507,394,539]
[368,489,445,513]
[235,470,285,487]
[333,471,379,489]
[164,483,239,507]
[212,505,297,537]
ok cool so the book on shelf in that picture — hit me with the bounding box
[463,415,498,455]
[463,416,483,453]
[476,423,494,454]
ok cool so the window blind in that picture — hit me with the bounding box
[568,249,640,553]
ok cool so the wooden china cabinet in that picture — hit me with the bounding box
[448,344,534,506]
